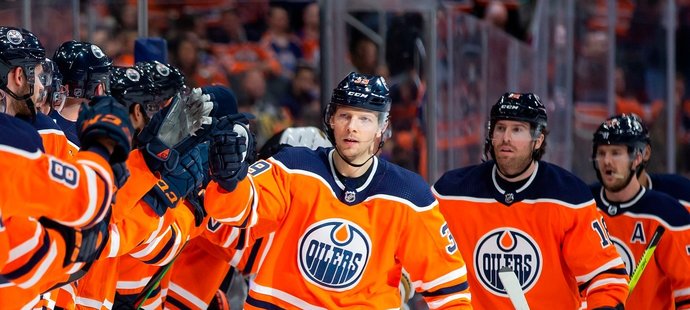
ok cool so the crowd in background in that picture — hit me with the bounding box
[49,0,690,178]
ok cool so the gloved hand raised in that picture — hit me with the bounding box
[182,87,213,135]
[142,146,205,216]
[77,96,134,164]
[209,116,254,191]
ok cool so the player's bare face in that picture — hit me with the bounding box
[331,106,380,163]
[492,120,539,176]
[595,144,632,192]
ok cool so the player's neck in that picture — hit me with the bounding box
[638,170,650,188]
[333,152,375,178]
[61,99,84,121]
[496,160,537,182]
[605,178,642,202]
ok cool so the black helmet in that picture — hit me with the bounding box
[490,92,547,130]
[592,113,649,157]
[485,92,548,161]
[110,65,157,109]
[46,58,66,110]
[53,41,112,99]
[323,72,391,145]
[0,27,45,107]
[135,61,185,102]
[592,113,649,183]
[329,71,391,112]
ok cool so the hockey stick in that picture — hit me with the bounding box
[628,225,665,293]
[134,242,188,309]
[498,266,530,310]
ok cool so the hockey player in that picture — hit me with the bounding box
[111,85,247,309]
[0,27,133,306]
[52,40,113,148]
[591,114,690,309]
[205,72,472,309]
[624,114,690,213]
[165,126,333,310]
[432,92,629,309]
[72,67,215,309]
[0,26,132,228]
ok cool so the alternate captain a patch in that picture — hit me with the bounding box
[249,160,271,177]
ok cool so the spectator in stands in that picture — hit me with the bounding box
[280,62,320,127]
[238,68,291,146]
[484,1,508,29]
[299,3,320,65]
[349,35,380,76]
[169,32,230,88]
[615,66,663,125]
[207,8,247,44]
[261,6,303,79]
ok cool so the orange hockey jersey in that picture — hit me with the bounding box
[0,115,115,229]
[32,112,77,159]
[75,147,209,309]
[433,161,630,309]
[0,216,80,308]
[0,209,6,271]
[205,147,472,309]
[591,185,690,309]
[166,218,274,309]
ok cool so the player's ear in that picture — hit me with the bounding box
[534,132,544,149]
[376,119,388,138]
[95,83,105,96]
[11,66,24,86]
[131,103,147,129]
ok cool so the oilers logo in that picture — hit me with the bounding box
[298,219,371,291]
[611,236,635,275]
[474,227,542,296]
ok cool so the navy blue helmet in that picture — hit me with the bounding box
[110,65,157,109]
[53,41,112,99]
[485,92,548,161]
[323,72,391,145]
[0,27,45,103]
[592,113,649,158]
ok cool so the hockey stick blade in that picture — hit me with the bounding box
[498,266,530,310]
[628,225,665,293]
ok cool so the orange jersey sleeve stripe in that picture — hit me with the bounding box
[39,128,75,159]
[0,145,114,229]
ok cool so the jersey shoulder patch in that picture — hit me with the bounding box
[249,160,272,176]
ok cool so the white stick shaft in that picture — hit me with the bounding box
[498,267,531,310]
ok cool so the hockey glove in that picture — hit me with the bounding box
[209,117,253,192]
[77,96,134,164]
[111,162,130,189]
[142,146,204,216]
[183,87,213,134]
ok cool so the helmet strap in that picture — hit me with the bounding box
[334,145,375,168]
